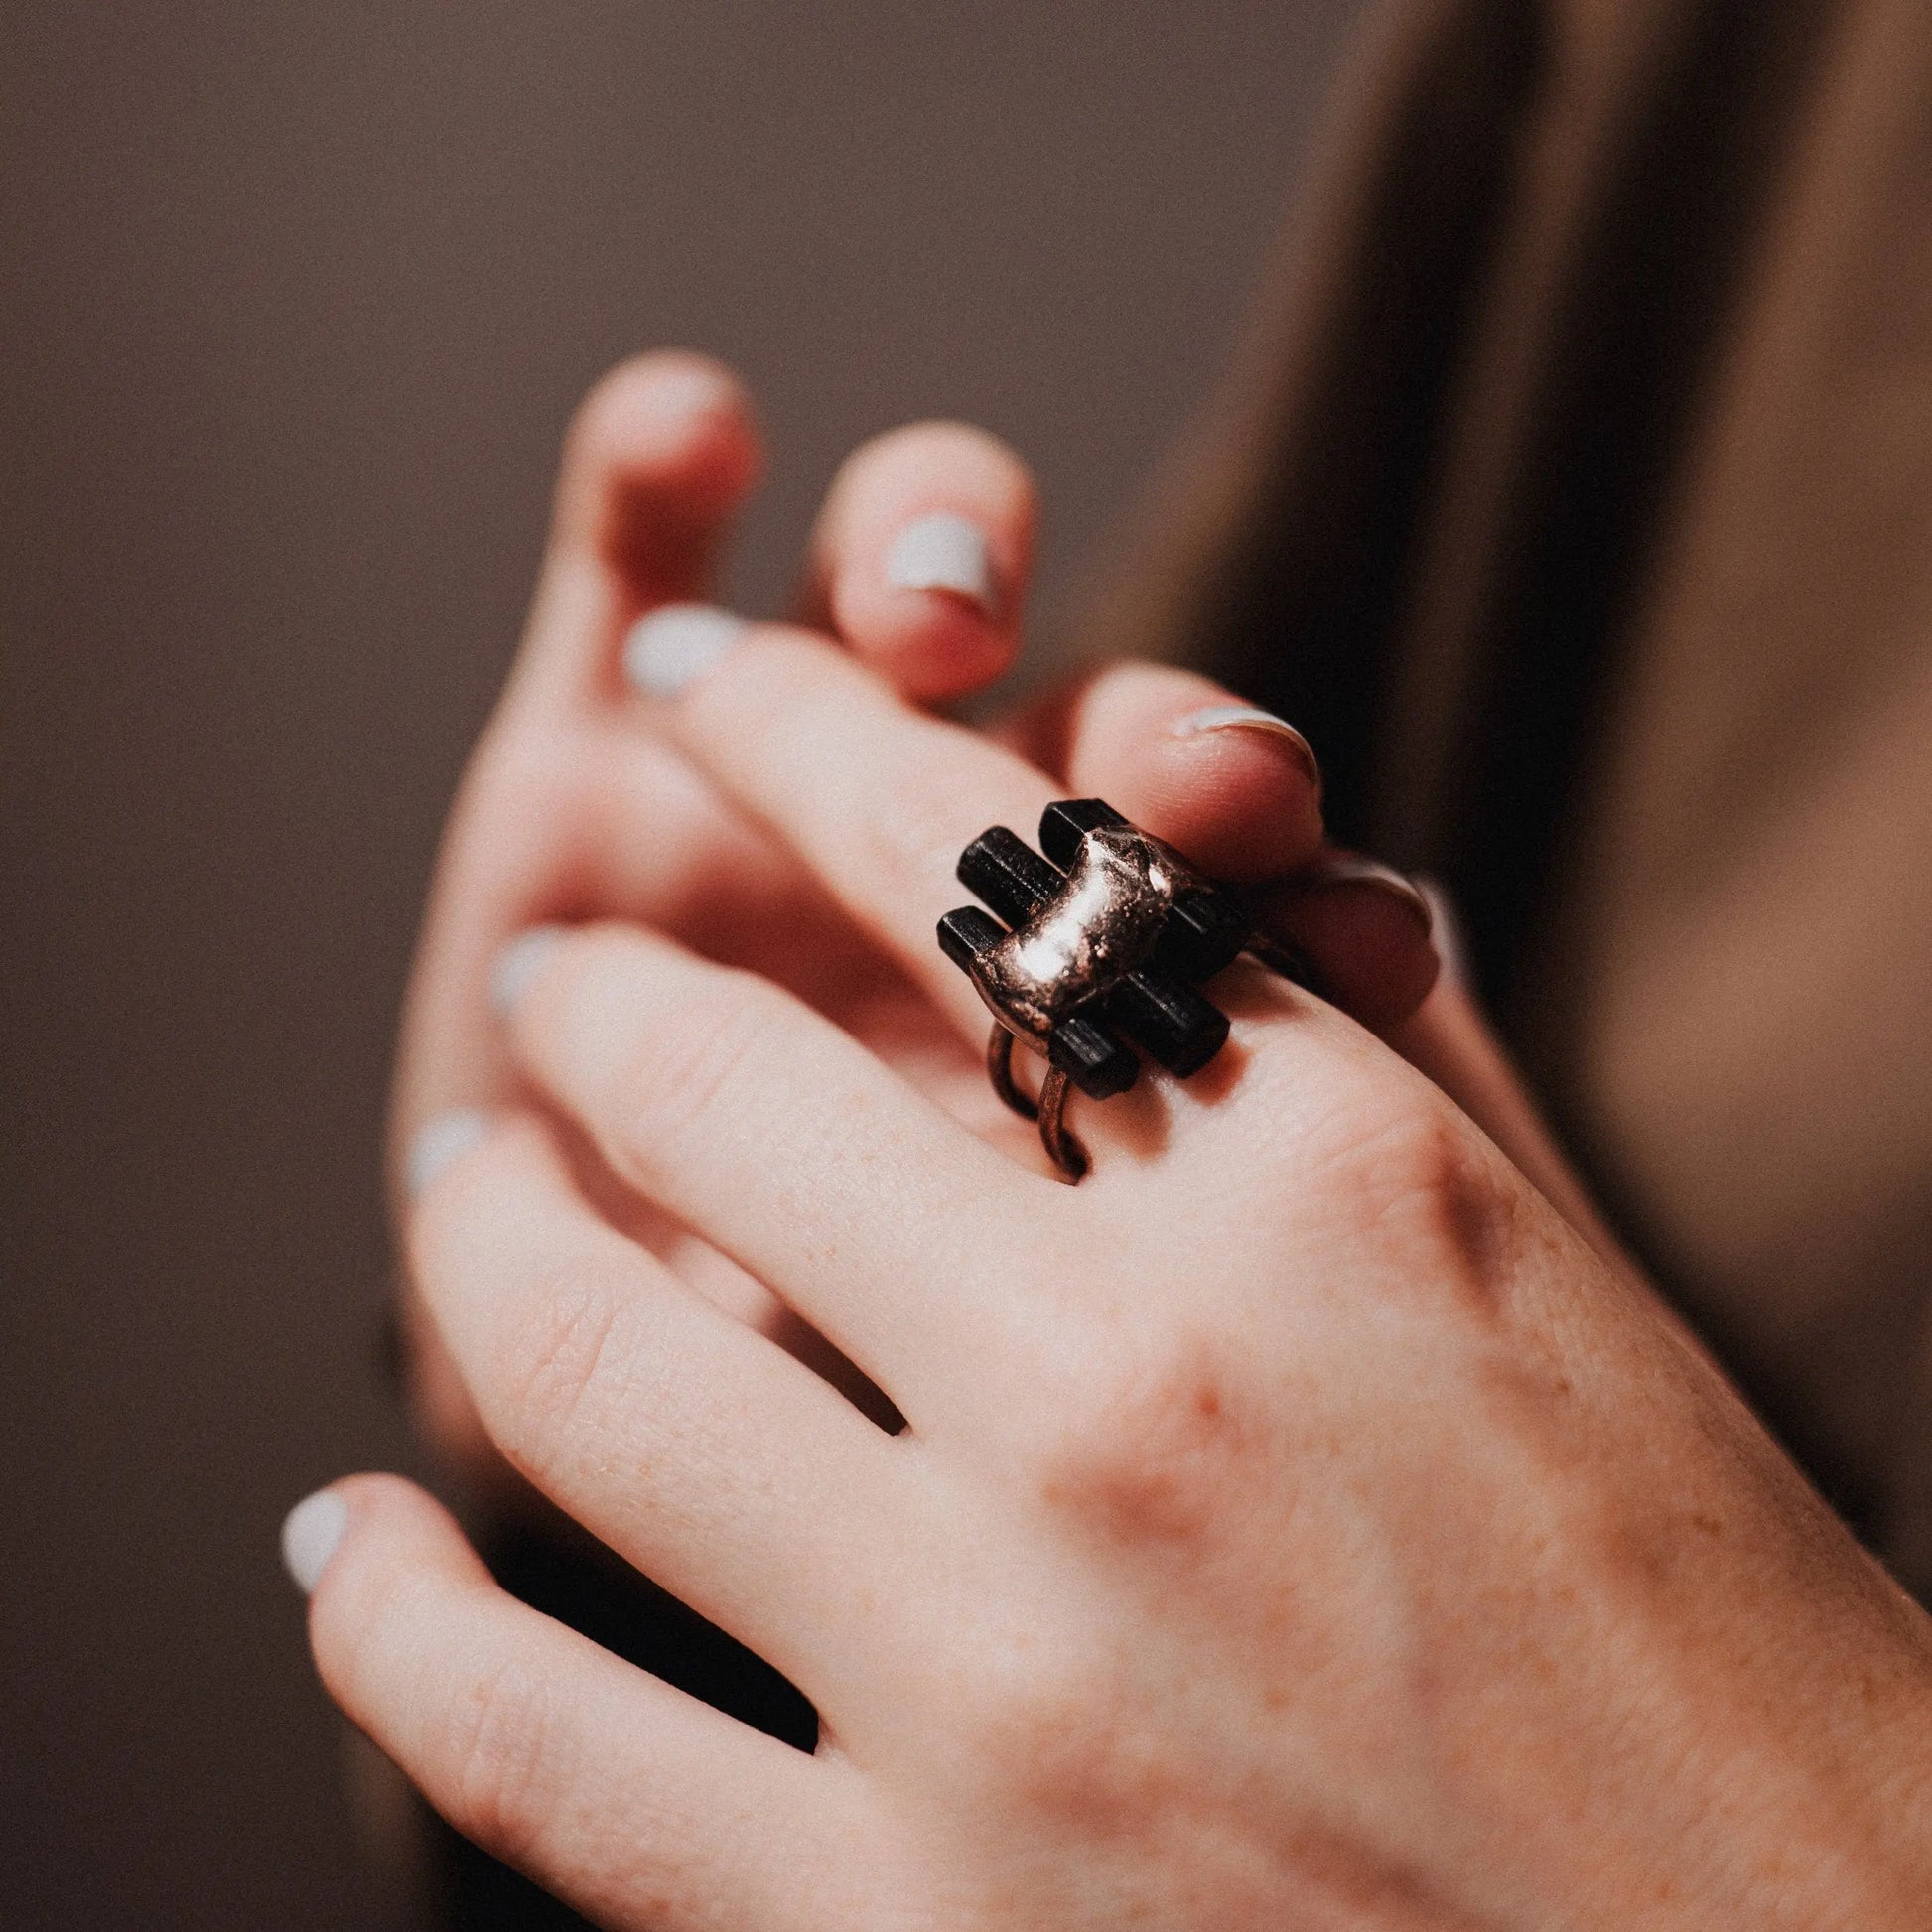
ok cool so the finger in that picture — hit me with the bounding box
[300,1475,877,1930]
[507,349,761,720]
[794,420,1034,704]
[997,659,1323,880]
[1253,849,1441,1032]
[615,620,1343,1191]
[997,660,1440,1029]
[497,921,1051,1413]
[977,661,1600,1245]
[388,734,831,1488]
[407,1113,933,1704]
[621,615,1076,1051]
[618,619,1372,1067]
[387,356,765,1480]
[392,351,765,1159]
[390,720,799,1182]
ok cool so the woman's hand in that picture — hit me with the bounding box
[390,349,1484,1477]
[307,617,1932,1927]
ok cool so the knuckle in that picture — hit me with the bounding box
[858,742,989,896]
[953,1632,1176,1845]
[1032,1325,1264,1559]
[444,710,583,857]
[438,1655,568,1866]
[604,977,772,1174]
[570,348,734,447]
[952,1622,1112,1770]
[568,353,655,443]
[1334,1098,1474,1219]
[1323,1101,1522,1315]
[494,1258,630,1456]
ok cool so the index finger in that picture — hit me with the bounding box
[623,614,1072,1043]
[619,615,1326,1058]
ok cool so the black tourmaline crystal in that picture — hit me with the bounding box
[939,799,1245,1098]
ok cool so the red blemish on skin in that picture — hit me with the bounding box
[1036,1343,1262,1556]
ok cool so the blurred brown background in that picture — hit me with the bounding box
[0,3,1366,1924]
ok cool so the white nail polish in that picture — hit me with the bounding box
[621,604,748,699]
[883,513,996,608]
[1172,706,1320,787]
[1414,875,1463,983]
[405,1108,491,1199]
[490,925,567,1018]
[281,1487,350,1596]
[1174,704,1299,739]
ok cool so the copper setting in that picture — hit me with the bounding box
[939,799,1308,1181]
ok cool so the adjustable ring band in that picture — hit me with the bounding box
[985,1022,1035,1120]
[1035,1064,1084,1182]
[986,1024,1089,1180]
[939,799,1311,1181]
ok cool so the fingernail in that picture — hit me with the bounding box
[883,513,996,610]
[1291,850,1435,934]
[621,604,748,699]
[1173,706,1320,790]
[405,1108,491,1198]
[1414,875,1465,985]
[281,1486,350,1596]
[490,924,568,1018]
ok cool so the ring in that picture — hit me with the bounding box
[938,799,1311,1181]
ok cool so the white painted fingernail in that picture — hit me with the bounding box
[621,604,748,698]
[405,1108,491,1199]
[1294,851,1435,933]
[1175,703,1300,739]
[490,925,568,1018]
[1415,875,1465,985]
[883,513,996,609]
[1173,706,1320,787]
[281,1487,350,1596]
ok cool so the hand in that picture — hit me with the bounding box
[390,352,1616,1480]
[308,617,1932,1926]
[387,349,1351,1468]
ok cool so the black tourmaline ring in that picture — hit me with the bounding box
[938,799,1310,1182]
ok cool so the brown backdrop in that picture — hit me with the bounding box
[0,3,1364,1924]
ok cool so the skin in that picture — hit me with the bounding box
[382,351,1595,1486]
[300,356,1932,1925]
